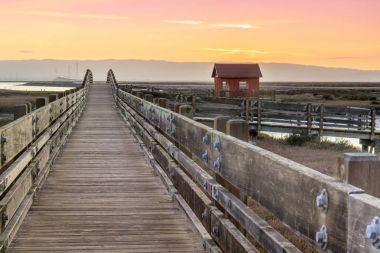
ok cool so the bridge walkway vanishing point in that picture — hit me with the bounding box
[7,83,204,252]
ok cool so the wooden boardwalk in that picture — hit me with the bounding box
[8,83,203,252]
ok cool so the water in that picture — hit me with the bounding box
[0,82,74,92]
[263,131,361,149]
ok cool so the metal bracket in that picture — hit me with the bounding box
[366,216,380,249]
[201,151,208,162]
[213,157,221,170]
[201,208,208,221]
[212,185,219,200]
[1,134,7,144]
[213,136,221,151]
[316,188,328,212]
[202,133,209,145]
[212,224,219,236]
[315,225,328,250]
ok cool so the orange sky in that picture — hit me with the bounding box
[1,0,380,69]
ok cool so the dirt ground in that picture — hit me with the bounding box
[256,137,358,177]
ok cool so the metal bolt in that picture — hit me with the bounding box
[213,157,221,170]
[1,154,7,162]
[212,185,219,200]
[202,134,209,144]
[315,225,328,250]
[2,212,8,222]
[366,217,380,240]
[202,241,206,250]
[202,151,208,162]
[1,134,7,144]
[316,189,328,211]
[202,180,208,190]
[213,137,221,151]
[212,224,219,236]
[201,208,208,221]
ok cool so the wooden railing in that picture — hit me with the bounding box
[0,70,92,250]
[108,69,380,253]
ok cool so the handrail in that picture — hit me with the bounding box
[0,70,92,250]
[120,85,378,140]
[108,69,380,253]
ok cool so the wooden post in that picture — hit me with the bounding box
[307,103,312,135]
[213,116,231,133]
[144,94,154,102]
[344,153,380,197]
[371,108,376,140]
[36,98,47,109]
[48,95,58,103]
[12,104,28,119]
[157,98,167,108]
[226,119,249,142]
[178,105,194,118]
[136,92,144,99]
[319,104,324,137]
[257,100,262,131]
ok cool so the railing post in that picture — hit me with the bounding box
[371,108,376,140]
[213,116,230,133]
[179,105,194,118]
[226,119,249,142]
[307,103,312,135]
[344,153,379,197]
[257,99,262,131]
[319,104,324,137]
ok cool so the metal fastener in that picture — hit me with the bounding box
[366,216,380,247]
[1,154,7,162]
[201,208,208,221]
[0,134,7,144]
[212,224,219,236]
[2,212,8,222]
[202,151,208,162]
[202,180,208,190]
[213,137,221,151]
[213,157,221,170]
[315,225,328,250]
[212,185,219,200]
[202,134,209,144]
[316,189,328,211]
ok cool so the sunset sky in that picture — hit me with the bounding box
[1,0,380,70]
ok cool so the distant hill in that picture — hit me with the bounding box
[0,60,380,82]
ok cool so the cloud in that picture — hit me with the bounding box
[21,11,128,20]
[163,20,203,25]
[202,48,266,54]
[212,24,254,29]
[19,50,33,54]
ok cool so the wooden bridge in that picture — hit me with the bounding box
[0,70,380,252]
[123,84,380,147]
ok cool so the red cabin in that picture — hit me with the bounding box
[212,63,262,97]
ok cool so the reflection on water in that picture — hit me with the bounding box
[0,82,74,92]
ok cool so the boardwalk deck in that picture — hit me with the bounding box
[7,83,203,252]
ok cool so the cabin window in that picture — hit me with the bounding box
[222,81,229,91]
[239,81,248,90]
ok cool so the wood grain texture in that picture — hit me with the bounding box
[7,83,203,253]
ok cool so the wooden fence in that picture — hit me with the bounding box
[0,70,92,250]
